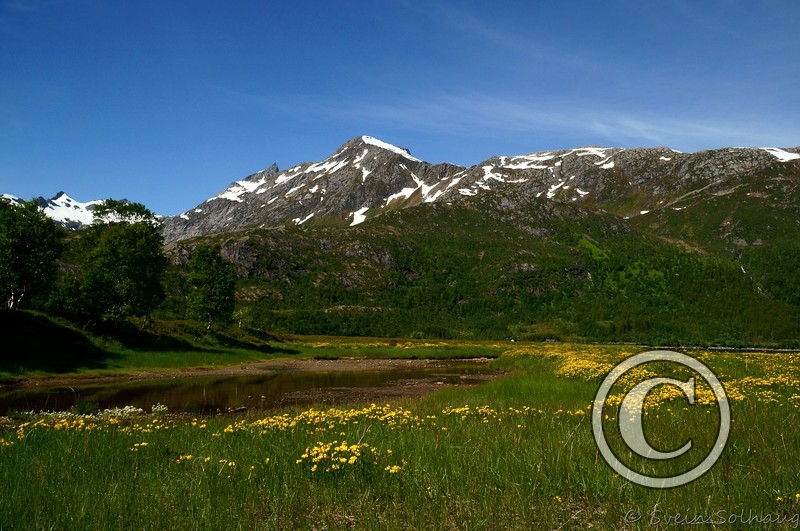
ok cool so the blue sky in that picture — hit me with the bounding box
[2,1,798,215]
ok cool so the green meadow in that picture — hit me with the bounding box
[2,342,800,529]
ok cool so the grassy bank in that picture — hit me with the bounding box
[2,343,799,528]
[0,311,508,381]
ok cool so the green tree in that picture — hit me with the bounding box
[186,243,237,329]
[91,199,158,225]
[0,199,64,309]
[69,200,167,323]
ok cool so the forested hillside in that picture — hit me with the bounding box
[165,191,800,346]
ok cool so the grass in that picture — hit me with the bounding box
[284,335,510,360]
[2,343,800,528]
[0,310,509,382]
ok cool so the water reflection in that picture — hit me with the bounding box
[0,364,495,414]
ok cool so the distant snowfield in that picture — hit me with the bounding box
[2,192,101,227]
[0,192,160,228]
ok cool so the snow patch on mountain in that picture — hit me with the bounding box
[293,212,314,225]
[547,179,568,199]
[351,207,369,226]
[570,147,613,158]
[385,185,418,205]
[761,147,800,162]
[361,136,420,162]
[306,157,349,175]
[275,167,302,186]
[215,178,267,202]
[498,153,554,170]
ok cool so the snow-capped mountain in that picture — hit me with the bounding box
[161,136,464,242]
[39,192,106,229]
[1,192,104,230]
[162,135,800,243]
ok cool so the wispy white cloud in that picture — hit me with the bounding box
[261,90,800,152]
[218,74,799,153]
[583,113,741,148]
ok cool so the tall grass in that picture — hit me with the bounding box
[2,344,800,528]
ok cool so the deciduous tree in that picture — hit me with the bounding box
[186,243,237,329]
[68,200,167,322]
[0,199,64,309]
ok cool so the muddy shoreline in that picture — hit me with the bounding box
[2,357,498,390]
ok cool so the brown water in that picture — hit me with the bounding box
[0,363,495,414]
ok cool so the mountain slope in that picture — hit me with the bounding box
[6,138,799,240]
[162,137,800,243]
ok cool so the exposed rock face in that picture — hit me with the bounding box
[154,137,800,243]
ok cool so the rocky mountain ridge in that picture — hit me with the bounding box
[5,137,799,241]
[161,136,800,243]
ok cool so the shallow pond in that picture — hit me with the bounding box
[0,361,497,415]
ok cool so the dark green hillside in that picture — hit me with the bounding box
[169,191,800,346]
[629,163,800,313]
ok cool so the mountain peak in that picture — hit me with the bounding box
[358,136,421,162]
[38,192,103,229]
